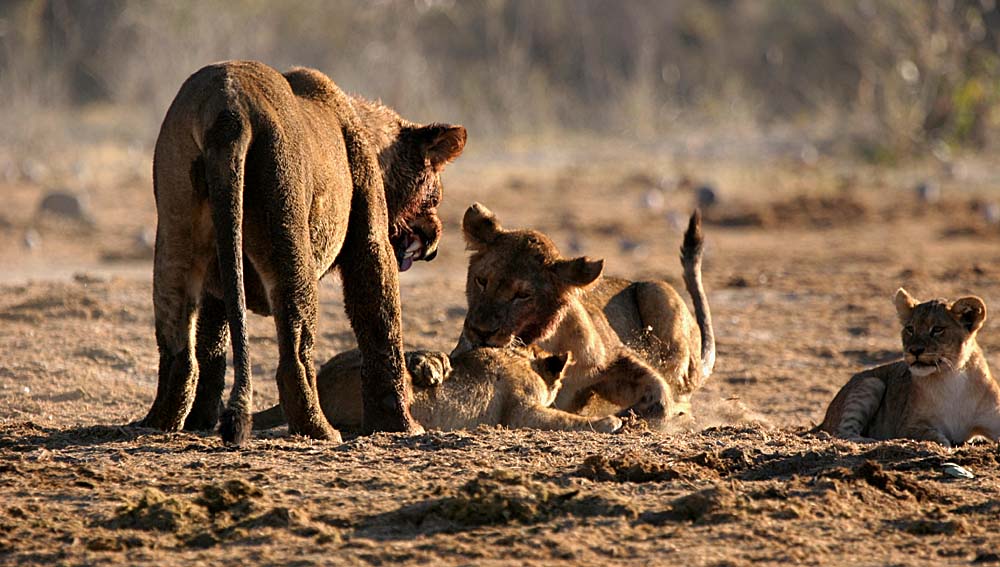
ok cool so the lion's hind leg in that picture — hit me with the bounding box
[142,238,211,432]
[250,136,339,443]
[819,374,886,440]
[568,353,673,420]
[141,158,214,432]
[183,291,229,431]
[633,281,702,402]
[142,288,199,432]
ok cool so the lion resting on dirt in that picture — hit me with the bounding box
[817,289,1000,446]
[140,60,465,445]
[253,347,622,433]
[440,203,715,422]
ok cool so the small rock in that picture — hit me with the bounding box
[20,159,48,184]
[71,160,90,184]
[22,228,40,250]
[665,210,686,232]
[696,184,718,209]
[39,191,92,223]
[915,181,940,204]
[567,233,583,255]
[134,227,155,251]
[73,273,107,285]
[799,143,819,166]
[619,238,642,254]
[640,189,665,212]
[982,202,1000,225]
[1,160,17,183]
[941,462,974,480]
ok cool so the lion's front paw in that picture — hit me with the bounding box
[406,350,452,387]
[591,416,623,433]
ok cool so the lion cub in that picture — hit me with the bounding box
[447,203,715,421]
[818,288,1000,446]
[253,348,622,433]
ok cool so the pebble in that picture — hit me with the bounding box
[666,211,687,232]
[20,159,48,184]
[22,228,40,250]
[941,462,974,480]
[696,184,718,209]
[619,238,642,253]
[134,227,155,251]
[915,181,940,204]
[640,189,665,211]
[567,233,583,255]
[982,202,1000,225]
[800,143,819,166]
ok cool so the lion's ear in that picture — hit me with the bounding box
[463,202,502,249]
[894,288,917,322]
[414,123,466,171]
[951,296,987,333]
[552,257,604,288]
[541,351,571,376]
[533,351,572,389]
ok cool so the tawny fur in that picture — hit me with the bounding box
[253,348,622,434]
[140,60,465,445]
[818,288,1000,447]
[442,203,715,422]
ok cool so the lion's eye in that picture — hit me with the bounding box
[930,326,945,336]
[474,276,487,289]
[903,326,915,335]
[513,291,532,302]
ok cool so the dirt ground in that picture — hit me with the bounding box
[2,143,1000,565]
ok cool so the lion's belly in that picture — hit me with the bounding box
[304,126,354,278]
[309,187,352,278]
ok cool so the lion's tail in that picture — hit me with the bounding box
[679,209,716,379]
[251,404,288,430]
[204,109,254,446]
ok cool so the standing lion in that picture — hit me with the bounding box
[140,60,465,445]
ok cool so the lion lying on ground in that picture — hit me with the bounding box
[817,289,1000,446]
[140,60,465,445]
[253,348,622,433]
[434,204,716,422]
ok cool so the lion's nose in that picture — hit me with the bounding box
[907,346,925,357]
[467,323,500,345]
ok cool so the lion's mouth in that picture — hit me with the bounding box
[392,213,441,273]
[397,232,425,273]
[908,357,947,376]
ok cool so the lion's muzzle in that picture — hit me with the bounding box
[394,211,442,272]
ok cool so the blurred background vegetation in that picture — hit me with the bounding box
[2,0,1000,160]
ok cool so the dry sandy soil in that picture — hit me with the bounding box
[2,142,1000,565]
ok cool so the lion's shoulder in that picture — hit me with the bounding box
[282,66,342,101]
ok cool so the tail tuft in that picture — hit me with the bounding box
[220,407,252,446]
[680,209,704,263]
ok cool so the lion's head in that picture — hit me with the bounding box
[380,122,466,272]
[452,203,604,354]
[894,288,987,376]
